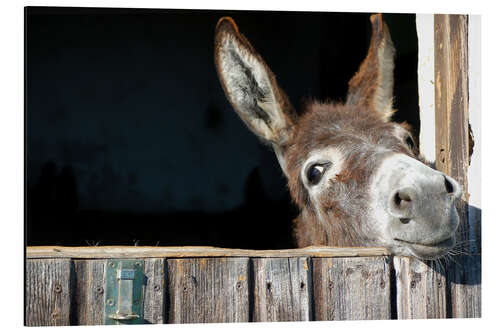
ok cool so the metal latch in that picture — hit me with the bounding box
[104,259,145,325]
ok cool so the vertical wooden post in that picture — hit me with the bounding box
[434,14,470,239]
[313,257,391,320]
[25,259,73,326]
[143,258,167,324]
[252,257,312,322]
[393,257,446,319]
[434,14,481,318]
[72,258,166,325]
[72,259,107,325]
[167,258,250,323]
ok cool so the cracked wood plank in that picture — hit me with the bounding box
[252,257,312,321]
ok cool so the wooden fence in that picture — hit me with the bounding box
[25,245,479,326]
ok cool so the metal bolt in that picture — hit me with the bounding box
[107,299,114,306]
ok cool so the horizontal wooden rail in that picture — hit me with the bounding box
[25,247,480,326]
[26,245,391,259]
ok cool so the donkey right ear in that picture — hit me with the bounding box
[214,17,296,147]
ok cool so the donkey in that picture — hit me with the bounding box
[214,14,461,259]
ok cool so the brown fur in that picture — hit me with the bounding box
[214,14,424,249]
[285,103,417,247]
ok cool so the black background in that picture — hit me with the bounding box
[26,7,418,249]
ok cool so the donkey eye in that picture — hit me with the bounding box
[307,164,327,185]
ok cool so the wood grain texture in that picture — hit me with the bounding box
[252,257,312,322]
[435,14,481,319]
[447,255,481,318]
[26,245,390,259]
[143,258,167,324]
[393,257,446,319]
[72,259,106,325]
[434,14,471,249]
[167,258,250,323]
[312,257,391,321]
[25,259,73,326]
[72,259,166,325]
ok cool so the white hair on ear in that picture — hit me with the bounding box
[217,33,286,143]
[374,37,395,122]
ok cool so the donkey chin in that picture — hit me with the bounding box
[370,153,462,260]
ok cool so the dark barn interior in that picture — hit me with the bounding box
[26,7,419,249]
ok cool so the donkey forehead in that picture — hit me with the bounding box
[285,107,409,169]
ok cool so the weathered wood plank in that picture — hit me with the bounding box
[167,258,250,323]
[72,259,106,325]
[143,258,167,324]
[252,257,312,322]
[26,245,390,259]
[73,258,166,325]
[25,259,73,326]
[393,257,446,319]
[435,13,471,253]
[434,14,480,318]
[313,257,391,320]
[447,255,481,318]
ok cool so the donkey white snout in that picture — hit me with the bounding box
[388,173,461,218]
[371,153,462,259]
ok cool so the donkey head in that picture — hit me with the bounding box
[214,14,462,259]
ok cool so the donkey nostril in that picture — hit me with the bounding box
[444,176,454,194]
[394,190,411,207]
[394,192,402,206]
[400,218,411,224]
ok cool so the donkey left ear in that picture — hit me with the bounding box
[346,14,395,122]
[214,17,296,147]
